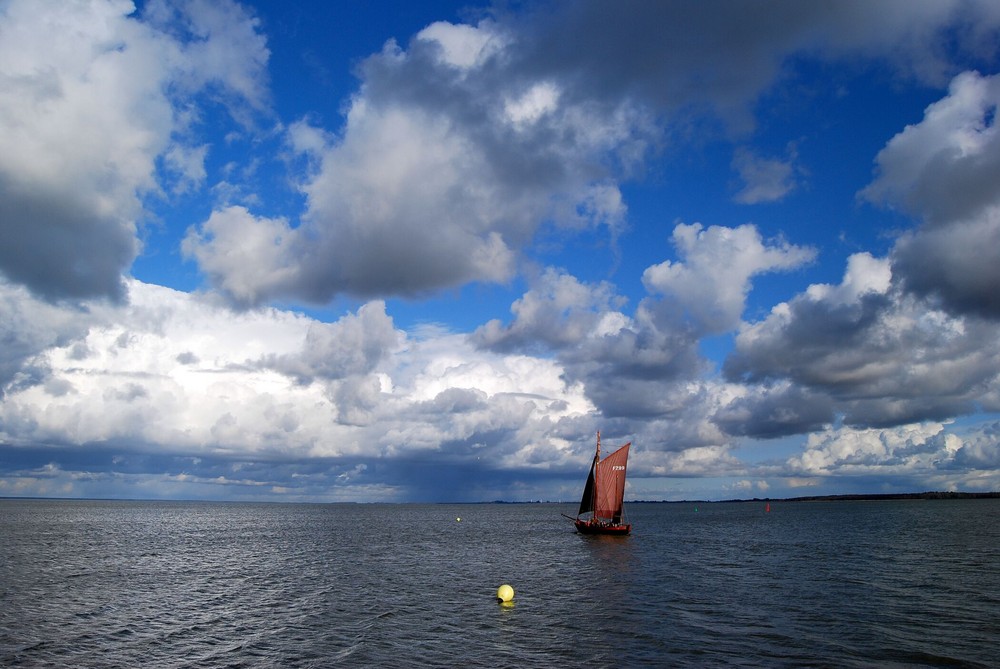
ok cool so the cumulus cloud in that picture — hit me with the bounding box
[183,16,635,305]
[892,215,1000,318]
[260,302,400,383]
[181,206,301,307]
[182,0,996,308]
[548,15,1000,469]
[0,0,269,302]
[0,279,600,499]
[787,422,961,477]
[952,421,1000,469]
[642,223,815,335]
[473,255,707,424]
[475,222,813,438]
[479,221,814,363]
[722,75,1000,442]
[723,253,1000,433]
[714,382,836,439]
[568,221,811,424]
[472,268,628,352]
[862,71,1000,225]
[863,71,1000,318]
[0,282,95,396]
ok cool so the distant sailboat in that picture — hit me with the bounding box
[570,432,631,536]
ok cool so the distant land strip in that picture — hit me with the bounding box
[627,491,1000,504]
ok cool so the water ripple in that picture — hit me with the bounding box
[1,499,998,667]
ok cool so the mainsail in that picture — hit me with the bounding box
[593,442,629,522]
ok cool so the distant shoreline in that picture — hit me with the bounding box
[490,491,1000,504]
[628,491,1000,504]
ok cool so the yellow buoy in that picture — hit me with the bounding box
[496,584,514,603]
[456,517,461,522]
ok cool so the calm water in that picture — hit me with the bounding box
[1,499,998,668]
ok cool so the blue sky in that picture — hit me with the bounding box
[2,0,1000,502]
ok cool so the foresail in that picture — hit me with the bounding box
[593,443,629,521]
[578,456,597,516]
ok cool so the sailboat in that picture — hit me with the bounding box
[570,431,632,535]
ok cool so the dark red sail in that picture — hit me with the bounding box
[594,442,629,522]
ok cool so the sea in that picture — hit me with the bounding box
[1,499,998,668]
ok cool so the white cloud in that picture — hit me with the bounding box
[415,20,505,70]
[262,301,400,383]
[0,279,595,480]
[163,143,209,194]
[804,252,892,305]
[473,268,628,351]
[184,8,653,305]
[0,0,269,302]
[789,422,955,476]
[862,71,1000,225]
[505,81,561,125]
[645,445,744,478]
[0,281,96,392]
[729,479,770,493]
[642,223,815,335]
[182,206,300,307]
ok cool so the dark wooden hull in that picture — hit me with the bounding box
[574,519,631,536]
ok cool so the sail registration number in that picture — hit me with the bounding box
[611,465,625,471]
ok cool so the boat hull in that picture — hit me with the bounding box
[574,519,631,536]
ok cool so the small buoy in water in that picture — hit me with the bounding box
[496,584,514,603]
[456,517,461,522]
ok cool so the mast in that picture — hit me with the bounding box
[594,430,601,517]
